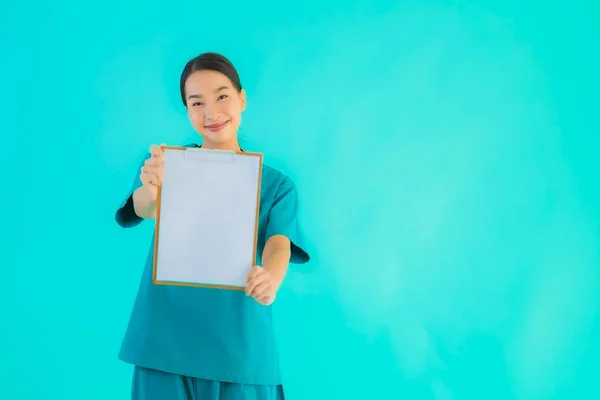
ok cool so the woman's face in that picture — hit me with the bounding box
[184,70,246,150]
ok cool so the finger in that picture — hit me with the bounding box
[246,265,263,282]
[245,278,262,296]
[142,165,161,176]
[141,166,161,181]
[251,282,272,299]
[256,291,276,306]
[145,157,162,166]
[246,273,268,295]
[246,269,265,287]
[141,172,160,186]
[150,145,164,158]
[150,144,160,156]
[256,294,274,306]
[146,155,163,167]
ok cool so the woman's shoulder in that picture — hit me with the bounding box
[261,163,296,190]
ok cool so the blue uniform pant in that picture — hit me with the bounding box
[131,366,285,400]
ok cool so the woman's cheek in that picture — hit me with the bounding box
[189,110,204,127]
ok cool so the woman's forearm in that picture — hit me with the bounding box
[132,186,158,219]
[262,235,292,287]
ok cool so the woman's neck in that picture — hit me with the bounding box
[201,139,241,152]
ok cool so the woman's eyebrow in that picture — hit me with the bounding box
[187,86,229,100]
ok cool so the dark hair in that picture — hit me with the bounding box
[179,52,243,107]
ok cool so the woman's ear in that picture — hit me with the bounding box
[240,88,247,112]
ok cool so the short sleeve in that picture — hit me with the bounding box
[115,153,148,228]
[265,176,310,264]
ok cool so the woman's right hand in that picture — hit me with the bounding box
[139,144,165,201]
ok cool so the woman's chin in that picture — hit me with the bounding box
[199,132,237,148]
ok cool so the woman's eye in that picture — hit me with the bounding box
[193,102,203,106]
[217,95,228,101]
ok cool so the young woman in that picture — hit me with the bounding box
[115,52,310,400]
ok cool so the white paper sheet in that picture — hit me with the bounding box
[154,147,261,289]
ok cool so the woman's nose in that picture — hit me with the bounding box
[204,104,219,120]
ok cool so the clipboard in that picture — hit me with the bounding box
[152,145,263,290]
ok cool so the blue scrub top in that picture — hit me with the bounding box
[115,143,310,386]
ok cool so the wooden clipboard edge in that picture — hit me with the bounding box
[151,145,263,290]
[243,151,263,274]
[153,280,246,291]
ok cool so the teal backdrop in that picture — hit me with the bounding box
[1,0,599,399]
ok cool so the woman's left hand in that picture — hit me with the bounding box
[245,265,279,306]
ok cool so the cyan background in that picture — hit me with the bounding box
[1,0,599,399]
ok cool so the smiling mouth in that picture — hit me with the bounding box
[205,121,230,132]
